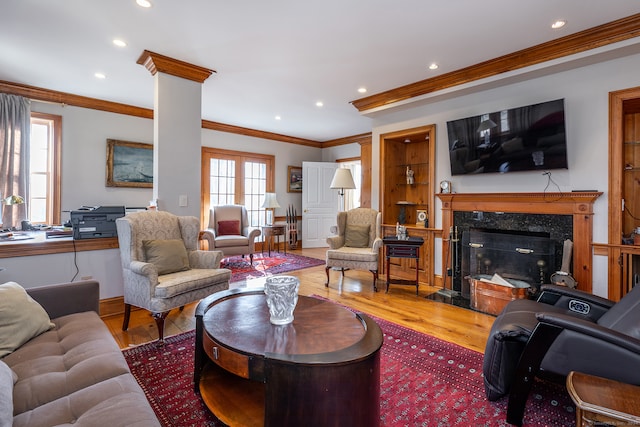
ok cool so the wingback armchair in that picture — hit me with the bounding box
[483,283,640,426]
[325,208,382,291]
[116,210,231,344]
[201,205,261,263]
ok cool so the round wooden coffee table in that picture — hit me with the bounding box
[194,287,383,427]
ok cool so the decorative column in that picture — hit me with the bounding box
[137,50,215,217]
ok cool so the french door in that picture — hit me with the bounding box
[201,147,275,230]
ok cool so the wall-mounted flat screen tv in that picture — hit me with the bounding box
[446,99,568,175]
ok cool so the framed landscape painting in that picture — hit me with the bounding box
[288,166,302,192]
[106,139,153,188]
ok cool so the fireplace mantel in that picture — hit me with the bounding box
[437,192,602,293]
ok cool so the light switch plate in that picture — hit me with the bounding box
[179,195,188,207]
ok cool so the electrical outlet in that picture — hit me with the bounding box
[179,195,188,207]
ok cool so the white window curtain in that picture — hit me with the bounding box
[342,161,361,211]
[0,94,30,229]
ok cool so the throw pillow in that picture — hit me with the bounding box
[0,361,16,427]
[143,239,191,275]
[0,282,55,358]
[218,220,240,236]
[345,224,371,248]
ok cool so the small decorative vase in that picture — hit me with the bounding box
[264,275,300,325]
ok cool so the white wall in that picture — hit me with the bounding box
[368,52,640,297]
[34,102,155,218]
[200,130,323,219]
[0,102,322,298]
[321,143,360,162]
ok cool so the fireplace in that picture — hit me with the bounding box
[437,192,602,295]
[452,212,572,296]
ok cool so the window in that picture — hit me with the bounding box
[29,113,61,224]
[500,109,509,133]
[244,161,267,226]
[338,159,361,211]
[209,158,236,206]
[201,147,275,229]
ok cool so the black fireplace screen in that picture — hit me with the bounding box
[451,211,571,297]
[458,228,557,297]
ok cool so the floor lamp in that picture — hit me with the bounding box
[330,168,356,212]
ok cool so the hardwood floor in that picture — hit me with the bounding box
[102,247,495,353]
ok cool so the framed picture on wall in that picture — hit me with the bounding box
[287,166,302,192]
[106,139,153,188]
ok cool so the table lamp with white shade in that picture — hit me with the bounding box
[261,192,281,226]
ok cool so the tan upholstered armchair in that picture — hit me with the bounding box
[325,208,382,291]
[201,204,261,263]
[115,210,231,344]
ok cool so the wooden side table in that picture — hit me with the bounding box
[383,236,424,295]
[194,288,383,427]
[567,371,640,426]
[262,224,286,257]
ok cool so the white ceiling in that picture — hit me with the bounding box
[2,1,639,142]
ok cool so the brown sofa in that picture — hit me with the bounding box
[1,280,160,427]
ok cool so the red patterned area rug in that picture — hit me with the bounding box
[220,252,324,283]
[123,306,575,427]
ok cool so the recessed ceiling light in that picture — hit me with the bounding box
[94,73,106,79]
[316,101,323,107]
[428,63,439,70]
[113,39,127,47]
[275,115,281,120]
[358,87,367,94]
[551,20,566,29]
[136,0,152,8]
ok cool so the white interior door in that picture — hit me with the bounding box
[302,161,339,248]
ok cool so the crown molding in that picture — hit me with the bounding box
[201,120,322,148]
[0,80,153,119]
[351,13,640,112]
[321,133,372,148]
[137,50,215,83]
[0,81,366,148]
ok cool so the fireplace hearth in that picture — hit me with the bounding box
[452,212,571,296]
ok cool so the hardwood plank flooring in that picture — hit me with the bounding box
[102,247,494,353]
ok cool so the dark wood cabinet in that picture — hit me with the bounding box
[381,225,433,285]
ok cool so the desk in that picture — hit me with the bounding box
[262,224,286,257]
[0,231,118,258]
[383,236,424,295]
[567,371,640,426]
[194,288,383,427]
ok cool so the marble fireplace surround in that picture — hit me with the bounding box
[437,192,602,294]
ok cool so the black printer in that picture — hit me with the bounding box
[70,206,125,239]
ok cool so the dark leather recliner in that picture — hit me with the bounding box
[483,283,640,426]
